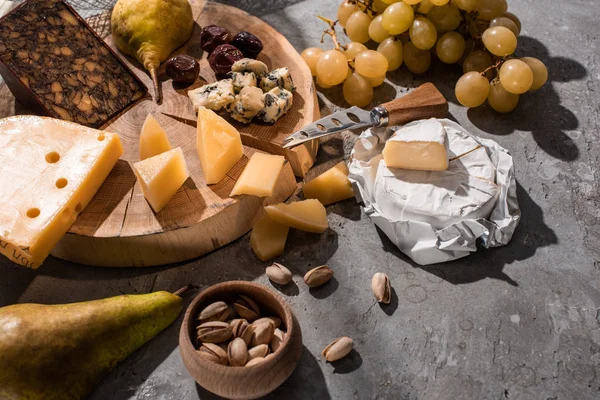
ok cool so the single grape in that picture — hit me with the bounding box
[338,0,360,28]
[301,47,324,76]
[382,1,415,35]
[455,71,490,107]
[316,49,349,86]
[430,0,449,5]
[345,42,368,60]
[476,0,508,20]
[355,50,389,78]
[365,74,386,87]
[503,12,522,34]
[436,31,465,64]
[316,76,333,89]
[499,59,533,94]
[482,26,517,56]
[468,19,489,38]
[346,11,373,43]
[343,73,374,107]
[463,50,494,79]
[377,37,404,71]
[520,57,548,90]
[409,17,437,50]
[403,41,431,74]
[402,0,422,5]
[488,80,519,113]
[369,14,392,43]
[416,0,434,13]
[427,3,463,33]
[489,16,519,37]
[453,0,477,11]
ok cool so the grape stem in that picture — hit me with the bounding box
[350,0,376,17]
[481,60,504,77]
[317,16,343,51]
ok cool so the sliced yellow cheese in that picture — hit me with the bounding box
[196,107,243,185]
[250,214,289,261]
[303,161,355,205]
[139,114,171,160]
[0,116,123,269]
[264,199,328,233]
[230,152,286,197]
[133,147,189,213]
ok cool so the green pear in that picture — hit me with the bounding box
[111,0,194,102]
[0,288,190,400]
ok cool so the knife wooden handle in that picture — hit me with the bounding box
[380,83,448,127]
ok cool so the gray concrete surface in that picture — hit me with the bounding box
[1,0,599,399]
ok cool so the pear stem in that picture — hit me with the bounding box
[173,284,198,297]
[150,67,162,104]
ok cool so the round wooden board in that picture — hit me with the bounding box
[0,0,319,267]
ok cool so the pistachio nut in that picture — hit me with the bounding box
[239,323,255,346]
[322,336,353,362]
[252,317,275,330]
[227,337,248,367]
[267,316,282,330]
[265,263,293,285]
[230,319,249,338]
[226,304,239,320]
[248,344,269,360]
[197,343,228,365]
[251,320,274,347]
[304,265,334,288]
[197,321,233,343]
[233,295,260,322]
[271,328,285,353]
[198,301,229,323]
[371,272,392,304]
[245,357,266,367]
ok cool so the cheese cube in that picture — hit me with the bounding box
[303,161,355,205]
[257,87,294,124]
[133,147,189,213]
[264,199,328,233]
[382,119,448,171]
[188,79,235,112]
[226,86,265,124]
[250,215,289,261]
[231,58,269,78]
[196,107,244,185]
[139,114,171,160]
[230,152,286,197]
[259,68,295,92]
[229,71,257,92]
[0,116,123,268]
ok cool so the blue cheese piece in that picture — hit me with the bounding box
[188,79,235,112]
[226,86,265,124]
[231,58,269,78]
[257,87,293,124]
[259,68,295,92]
[228,71,258,93]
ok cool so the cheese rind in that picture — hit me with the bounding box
[132,147,189,213]
[303,161,355,205]
[264,199,328,233]
[196,107,244,185]
[139,114,171,160]
[250,215,289,261]
[382,119,449,171]
[0,116,123,268]
[230,152,286,197]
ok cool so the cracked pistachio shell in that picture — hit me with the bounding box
[198,343,228,365]
[271,328,285,353]
[245,357,266,367]
[251,320,274,347]
[240,323,255,346]
[304,265,334,288]
[265,263,293,285]
[248,344,269,360]
[197,321,233,343]
[198,301,229,323]
[233,295,260,321]
[371,272,392,304]
[322,336,353,362]
[227,337,248,366]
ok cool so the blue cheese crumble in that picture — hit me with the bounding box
[226,86,265,124]
[188,79,235,112]
[259,67,295,92]
[257,87,293,124]
[228,71,258,93]
[231,58,269,78]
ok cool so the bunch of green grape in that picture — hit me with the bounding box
[301,0,548,113]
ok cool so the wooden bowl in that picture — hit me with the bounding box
[179,281,303,399]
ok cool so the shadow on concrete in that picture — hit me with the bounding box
[379,287,399,316]
[329,349,363,374]
[309,276,339,299]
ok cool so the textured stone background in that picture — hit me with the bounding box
[1,0,599,399]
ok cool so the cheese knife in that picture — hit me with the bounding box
[283,82,448,149]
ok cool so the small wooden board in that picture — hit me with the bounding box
[0,0,319,267]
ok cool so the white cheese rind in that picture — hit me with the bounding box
[257,87,293,124]
[388,118,446,145]
[188,79,235,112]
[259,67,295,92]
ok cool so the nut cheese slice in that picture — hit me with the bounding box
[0,116,123,268]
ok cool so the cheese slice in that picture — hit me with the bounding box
[133,147,189,213]
[196,107,243,185]
[230,152,285,197]
[139,114,171,160]
[0,116,123,268]
[382,119,448,171]
[264,199,328,233]
[250,214,289,261]
[303,161,355,205]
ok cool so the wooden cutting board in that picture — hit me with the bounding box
[0,0,319,267]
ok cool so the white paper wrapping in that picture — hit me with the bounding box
[348,119,520,265]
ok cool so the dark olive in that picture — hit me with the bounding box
[231,31,263,59]
[165,55,200,85]
[200,25,233,53]
[208,44,244,75]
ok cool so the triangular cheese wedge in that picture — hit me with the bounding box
[250,215,289,261]
[196,107,243,185]
[264,199,328,233]
[133,147,189,213]
[303,161,355,205]
[0,116,123,269]
[139,114,171,160]
[230,152,285,197]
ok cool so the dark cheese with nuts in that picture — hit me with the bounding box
[0,0,147,127]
